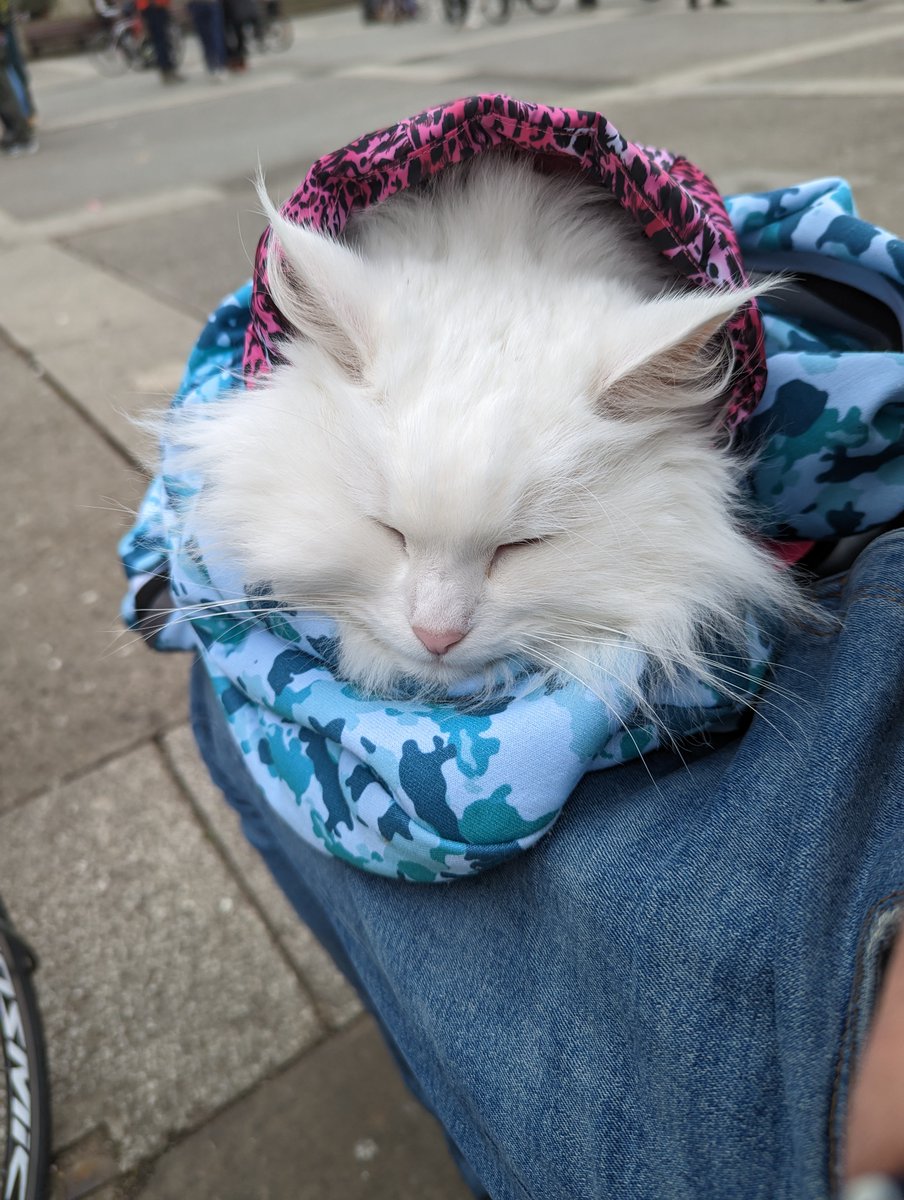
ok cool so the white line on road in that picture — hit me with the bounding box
[681,77,904,98]
[41,70,297,134]
[337,60,475,82]
[576,18,904,105]
[0,184,225,241]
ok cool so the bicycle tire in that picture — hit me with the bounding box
[478,0,510,24]
[123,27,150,70]
[0,898,51,1200]
[263,16,293,50]
[168,22,185,66]
[442,0,468,25]
[136,22,183,70]
[87,28,128,75]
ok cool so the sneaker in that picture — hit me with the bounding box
[1,136,38,157]
[161,70,187,84]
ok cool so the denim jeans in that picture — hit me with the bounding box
[189,529,904,1200]
[140,3,174,73]
[186,0,225,72]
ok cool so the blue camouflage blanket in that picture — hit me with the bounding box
[121,178,904,881]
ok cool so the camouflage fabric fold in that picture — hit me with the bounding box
[727,177,904,541]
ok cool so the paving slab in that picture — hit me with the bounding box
[0,343,188,809]
[749,34,904,82]
[0,744,322,1170]
[62,192,270,324]
[133,1016,473,1200]
[0,243,199,459]
[163,724,364,1031]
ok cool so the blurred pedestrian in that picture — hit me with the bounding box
[187,0,226,78]
[222,0,253,71]
[0,0,35,125]
[0,21,35,154]
[642,0,731,7]
[135,0,185,83]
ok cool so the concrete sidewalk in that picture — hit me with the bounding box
[1,1,903,1195]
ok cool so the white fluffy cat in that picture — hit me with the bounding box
[174,152,797,706]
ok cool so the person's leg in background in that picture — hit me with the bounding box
[0,30,34,154]
[2,13,35,120]
[140,0,182,81]
[221,0,247,71]
[186,0,225,76]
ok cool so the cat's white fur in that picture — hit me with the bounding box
[174,152,796,705]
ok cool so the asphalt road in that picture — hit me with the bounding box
[1,1,903,1196]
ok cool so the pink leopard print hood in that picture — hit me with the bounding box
[245,93,765,428]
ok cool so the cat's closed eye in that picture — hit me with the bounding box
[374,520,406,549]
[489,538,547,570]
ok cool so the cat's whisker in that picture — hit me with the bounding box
[552,606,814,694]
[525,633,675,751]
[79,496,140,518]
[535,622,808,734]
[515,642,666,796]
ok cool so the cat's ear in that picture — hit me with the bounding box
[257,179,372,382]
[596,285,767,416]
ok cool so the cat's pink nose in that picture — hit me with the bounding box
[412,626,466,656]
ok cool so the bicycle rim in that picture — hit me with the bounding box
[169,25,185,66]
[122,30,148,70]
[87,30,128,75]
[478,0,510,24]
[0,903,51,1200]
[265,18,293,50]
[442,0,467,24]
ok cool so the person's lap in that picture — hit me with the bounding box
[190,529,904,1200]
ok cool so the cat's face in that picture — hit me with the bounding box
[180,174,786,699]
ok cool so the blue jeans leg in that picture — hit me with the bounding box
[186,0,225,72]
[141,4,174,74]
[190,529,904,1200]
[189,658,490,1197]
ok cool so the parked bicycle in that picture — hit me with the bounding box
[249,0,293,51]
[361,0,421,23]
[478,0,557,24]
[0,895,51,1200]
[440,0,468,26]
[87,0,184,75]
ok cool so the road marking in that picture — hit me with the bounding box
[0,184,224,241]
[576,18,904,104]
[680,77,904,98]
[41,70,296,133]
[337,60,472,81]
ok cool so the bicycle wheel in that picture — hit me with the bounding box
[263,16,293,50]
[479,0,510,23]
[87,28,128,75]
[442,0,468,25]
[168,22,185,66]
[0,898,51,1200]
[124,27,151,70]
